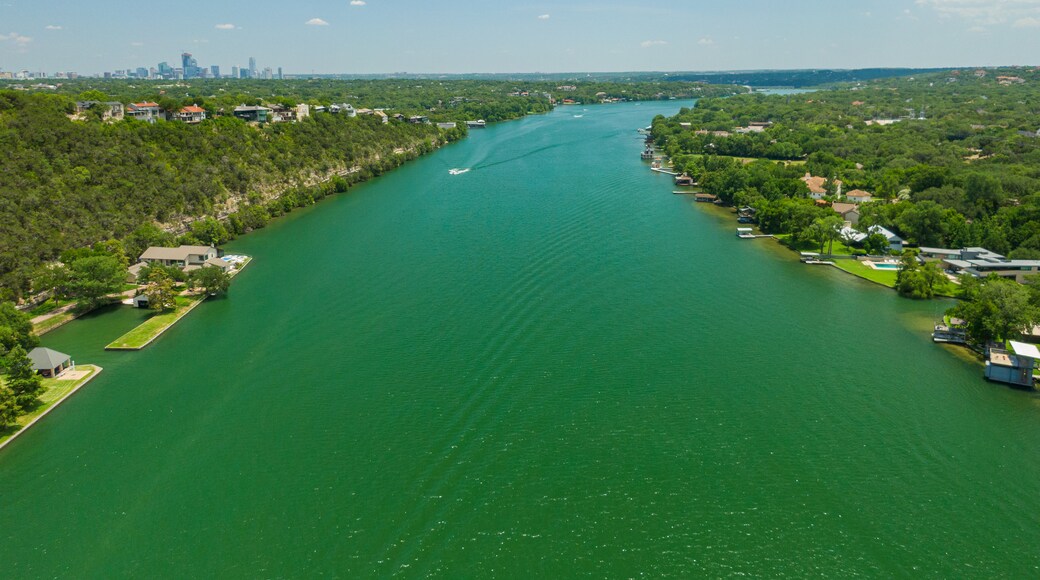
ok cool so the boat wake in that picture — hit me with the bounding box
[448,168,471,175]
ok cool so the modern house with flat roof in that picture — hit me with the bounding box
[139,245,219,270]
[28,347,72,378]
[985,341,1039,388]
[932,247,1040,283]
[233,105,271,123]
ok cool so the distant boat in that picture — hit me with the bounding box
[448,168,470,175]
[573,114,583,118]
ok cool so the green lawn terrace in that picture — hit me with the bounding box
[0,363,102,450]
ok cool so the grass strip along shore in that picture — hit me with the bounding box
[105,295,205,350]
[0,365,103,450]
[105,257,251,350]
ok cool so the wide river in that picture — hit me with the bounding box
[2,101,1039,577]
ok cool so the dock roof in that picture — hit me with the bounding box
[28,347,70,370]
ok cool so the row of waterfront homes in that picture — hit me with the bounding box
[70,101,431,125]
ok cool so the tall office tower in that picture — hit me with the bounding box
[277,67,283,80]
[231,66,239,79]
[211,65,220,78]
[181,52,200,78]
[248,56,256,78]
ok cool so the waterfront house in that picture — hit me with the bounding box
[942,251,1040,283]
[437,122,458,130]
[840,225,904,252]
[831,202,860,225]
[408,115,429,124]
[127,101,163,122]
[233,104,271,123]
[846,190,874,203]
[675,174,695,187]
[28,347,72,378]
[985,341,1038,388]
[694,193,717,203]
[133,294,150,308]
[176,104,206,124]
[801,173,842,200]
[139,245,219,270]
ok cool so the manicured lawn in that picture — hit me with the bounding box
[105,295,205,350]
[34,310,78,334]
[0,365,100,448]
[832,259,899,287]
[775,234,858,256]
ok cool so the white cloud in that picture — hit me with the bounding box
[538,14,550,20]
[0,32,32,47]
[215,23,235,30]
[698,37,715,45]
[1014,16,1040,27]
[44,25,63,30]
[306,18,329,26]
[640,39,667,48]
[130,41,144,46]
[351,0,366,5]
[916,0,1040,26]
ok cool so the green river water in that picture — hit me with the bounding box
[2,101,1039,577]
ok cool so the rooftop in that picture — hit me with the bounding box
[28,347,70,370]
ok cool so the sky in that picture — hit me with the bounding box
[2,0,1040,74]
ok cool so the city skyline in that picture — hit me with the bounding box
[3,1,1040,75]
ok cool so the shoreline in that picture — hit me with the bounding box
[105,257,252,351]
[0,365,103,452]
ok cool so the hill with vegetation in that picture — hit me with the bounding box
[652,68,1040,259]
[0,79,740,298]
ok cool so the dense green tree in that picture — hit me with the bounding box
[187,218,230,246]
[189,266,231,295]
[949,277,1039,344]
[67,255,126,305]
[0,384,19,428]
[0,301,38,353]
[863,232,890,255]
[3,344,43,410]
[143,269,177,311]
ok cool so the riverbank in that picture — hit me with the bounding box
[105,257,252,350]
[0,364,102,450]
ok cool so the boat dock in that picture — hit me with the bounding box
[737,227,774,239]
[651,168,678,176]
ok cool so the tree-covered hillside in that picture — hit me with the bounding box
[651,68,1040,256]
[0,90,460,296]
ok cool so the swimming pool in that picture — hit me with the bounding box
[871,263,901,270]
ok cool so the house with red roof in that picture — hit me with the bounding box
[177,104,206,124]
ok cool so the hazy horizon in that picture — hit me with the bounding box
[3,1,1040,75]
